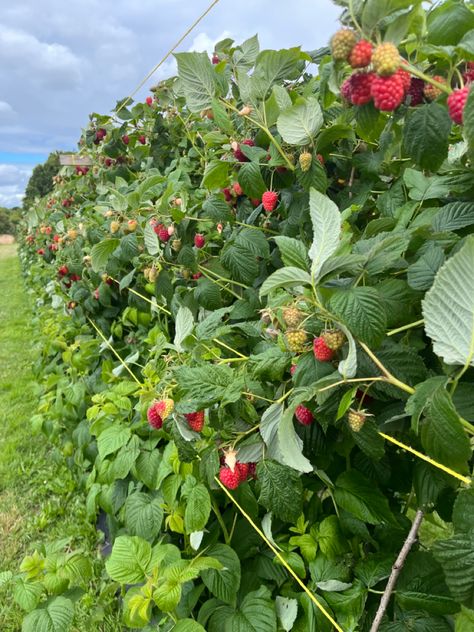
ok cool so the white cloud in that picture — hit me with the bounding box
[188,31,233,53]
[0,164,33,208]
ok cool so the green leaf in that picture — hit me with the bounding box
[105,535,152,584]
[172,621,207,632]
[174,306,194,352]
[329,287,387,347]
[322,580,367,631]
[464,85,474,159]
[124,492,164,541]
[201,544,241,603]
[421,388,471,472]
[350,419,385,461]
[144,222,160,255]
[238,162,266,199]
[308,189,341,282]
[276,596,298,632]
[260,403,284,462]
[225,587,278,632]
[184,484,211,533]
[453,488,474,534]
[408,244,445,291]
[433,532,474,603]
[427,1,474,45]
[201,160,229,190]
[259,266,312,298]
[273,236,310,270]
[318,515,349,560]
[249,347,291,382]
[91,239,119,272]
[403,104,452,171]
[456,606,474,631]
[251,48,302,99]
[97,425,131,459]
[354,554,393,588]
[175,52,218,112]
[337,324,358,379]
[22,597,74,632]
[423,236,474,366]
[175,365,243,410]
[432,201,474,232]
[14,578,43,611]
[396,591,459,615]
[234,34,260,69]
[334,470,395,525]
[257,460,303,523]
[277,98,323,145]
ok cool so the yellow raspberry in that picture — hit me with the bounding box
[299,152,313,172]
[321,329,346,351]
[347,409,366,432]
[372,43,400,76]
[285,329,307,353]
[283,307,303,328]
[331,29,358,62]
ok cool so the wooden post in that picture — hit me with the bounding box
[59,154,93,166]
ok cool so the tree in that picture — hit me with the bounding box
[23,152,60,209]
[0,207,19,235]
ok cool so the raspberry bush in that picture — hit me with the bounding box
[6,1,474,630]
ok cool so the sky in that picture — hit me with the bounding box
[0,0,341,208]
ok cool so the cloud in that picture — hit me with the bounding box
[0,164,33,207]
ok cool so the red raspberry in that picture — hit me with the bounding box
[219,466,240,489]
[192,272,203,280]
[262,191,278,212]
[147,402,163,429]
[233,139,254,162]
[290,364,297,376]
[212,53,220,64]
[37,248,45,255]
[233,182,243,196]
[222,187,233,202]
[247,463,257,479]
[122,134,130,145]
[313,337,335,362]
[349,40,372,68]
[371,73,405,111]
[184,411,205,432]
[251,198,261,207]
[341,77,352,102]
[236,462,250,482]
[158,227,170,242]
[138,135,147,144]
[145,96,153,106]
[58,265,69,276]
[295,405,314,426]
[155,398,174,419]
[194,234,205,248]
[406,78,425,106]
[396,68,411,93]
[447,86,470,124]
[349,72,375,106]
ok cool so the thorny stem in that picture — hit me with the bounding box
[370,510,424,632]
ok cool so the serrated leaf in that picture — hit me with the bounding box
[277,98,323,145]
[184,484,211,534]
[201,160,229,189]
[174,306,194,352]
[175,52,218,112]
[423,236,474,366]
[334,470,395,525]
[278,406,313,473]
[433,532,474,603]
[257,460,303,522]
[91,239,119,272]
[143,222,160,255]
[22,597,74,632]
[124,492,163,541]
[238,162,266,198]
[408,244,445,291]
[105,536,152,584]
[172,620,207,632]
[308,189,341,282]
[14,578,43,611]
[201,544,241,603]
[259,267,311,298]
[329,287,387,347]
[97,425,131,459]
[403,104,451,171]
[273,236,310,270]
[432,202,474,233]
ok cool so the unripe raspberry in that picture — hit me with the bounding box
[350,72,375,106]
[171,239,182,252]
[285,329,307,353]
[110,220,121,234]
[147,402,163,429]
[184,411,205,432]
[158,227,170,242]
[423,76,446,101]
[372,42,400,76]
[331,29,357,61]
[219,466,240,489]
[321,329,346,351]
[295,405,314,426]
[447,86,470,124]
[371,73,405,111]
[262,191,278,212]
[313,337,335,362]
[155,398,174,419]
[406,77,425,106]
[233,182,243,196]
[290,364,297,376]
[194,233,205,248]
[283,307,303,328]
[347,409,367,432]
[299,151,312,172]
[349,40,373,68]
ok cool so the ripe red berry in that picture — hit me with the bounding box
[212,53,220,64]
[158,227,170,242]
[313,337,335,362]
[349,40,373,68]
[233,139,254,162]
[145,96,153,106]
[185,411,205,432]
[262,191,278,212]
[58,265,69,276]
[147,403,163,429]
[371,73,405,111]
[122,134,130,145]
[192,272,203,280]
[341,77,352,102]
[138,135,147,145]
[194,234,205,248]
[236,462,250,482]
[233,182,243,196]
[406,78,425,106]
[290,364,297,376]
[37,248,45,255]
[396,67,411,93]
[447,86,470,124]
[222,187,233,202]
[219,466,240,489]
[295,405,314,426]
[349,72,375,106]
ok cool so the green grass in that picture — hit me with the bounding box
[0,245,121,631]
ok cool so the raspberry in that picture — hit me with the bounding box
[313,337,335,362]
[406,78,425,106]
[295,405,314,426]
[194,234,205,248]
[321,329,346,351]
[58,265,69,277]
[219,466,240,489]
[158,227,170,242]
[341,77,352,102]
[145,96,153,106]
[299,152,312,172]
[185,411,205,432]
[372,42,400,76]
[236,462,250,482]
[262,191,278,212]
[222,187,233,202]
[349,40,373,68]
[347,409,367,432]
[371,73,405,111]
[212,53,220,64]
[155,398,174,419]
[122,134,130,145]
[423,76,446,101]
[147,402,163,429]
[285,329,307,353]
[138,135,147,144]
[350,72,375,106]
[283,307,303,328]
[233,182,243,196]
[331,29,357,62]
[463,66,474,84]
[233,139,254,162]
[396,68,411,93]
[290,364,297,376]
[447,86,470,125]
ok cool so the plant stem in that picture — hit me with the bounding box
[359,341,415,395]
[370,510,424,632]
[405,64,452,94]
[317,376,385,394]
[212,338,247,359]
[387,319,424,336]
[211,497,231,544]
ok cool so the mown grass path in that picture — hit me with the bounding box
[0,245,121,630]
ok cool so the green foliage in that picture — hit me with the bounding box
[23,153,60,209]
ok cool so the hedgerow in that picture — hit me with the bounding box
[4,1,474,630]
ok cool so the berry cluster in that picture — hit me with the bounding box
[219,462,255,489]
[147,398,175,430]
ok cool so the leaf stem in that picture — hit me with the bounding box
[211,497,231,544]
[387,319,424,336]
[359,341,415,395]
[405,64,452,94]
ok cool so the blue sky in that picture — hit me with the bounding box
[0,0,340,207]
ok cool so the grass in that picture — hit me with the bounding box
[0,245,121,631]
